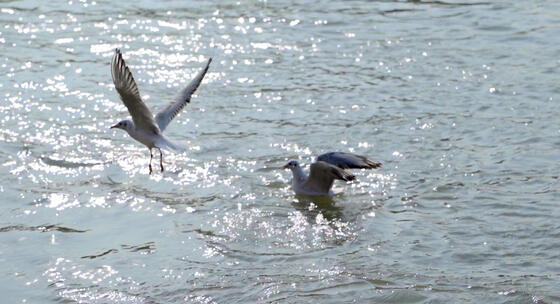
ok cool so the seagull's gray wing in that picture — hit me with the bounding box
[155,58,212,132]
[111,48,160,134]
[305,161,355,194]
[317,152,381,169]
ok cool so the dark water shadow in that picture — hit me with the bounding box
[81,249,118,259]
[0,224,88,233]
[291,194,345,223]
[80,242,155,259]
[40,156,109,168]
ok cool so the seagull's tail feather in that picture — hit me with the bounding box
[156,137,186,153]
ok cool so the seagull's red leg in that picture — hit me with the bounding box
[159,148,164,172]
[149,149,153,175]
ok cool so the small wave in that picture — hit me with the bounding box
[121,242,156,254]
[40,156,108,168]
[40,156,109,168]
[81,249,118,259]
[0,224,88,233]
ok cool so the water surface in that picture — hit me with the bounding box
[1,0,559,303]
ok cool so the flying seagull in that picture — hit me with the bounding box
[282,152,381,195]
[109,48,212,174]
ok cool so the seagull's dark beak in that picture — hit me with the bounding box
[110,124,118,129]
[282,165,288,169]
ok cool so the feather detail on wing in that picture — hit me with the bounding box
[317,152,381,169]
[305,161,355,194]
[155,58,212,132]
[111,48,160,134]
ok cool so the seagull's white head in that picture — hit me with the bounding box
[110,119,133,131]
[282,160,300,170]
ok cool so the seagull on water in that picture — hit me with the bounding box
[109,48,212,174]
[282,152,381,196]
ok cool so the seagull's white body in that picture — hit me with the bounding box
[127,127,159,149]
[109,48,212,173]
[289,165,316,195]
[283,152,382,196]
[117,120,179,152]
[120,123,179,151]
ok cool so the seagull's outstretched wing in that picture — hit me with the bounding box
[305,161,355,194]
[317,152,381,169]
[155,58,212,132]
[111,48,160,134]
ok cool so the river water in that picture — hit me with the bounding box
[1,0,559,303]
